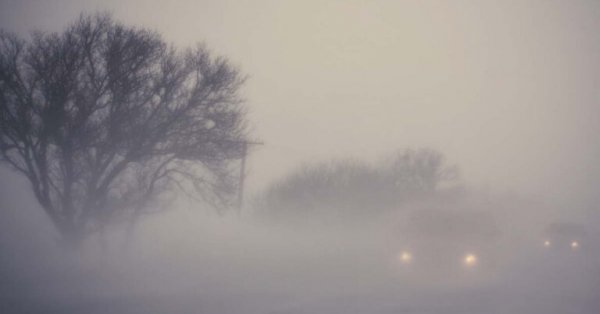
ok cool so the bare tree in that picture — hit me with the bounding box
[0,13,248,247]
[255,149,459,224]
[383,148,459,195]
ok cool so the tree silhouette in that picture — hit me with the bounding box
[0,14,248,246]
[255,149,459,224]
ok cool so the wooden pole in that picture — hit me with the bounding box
[235,140,263,213]
[237,142,248,212]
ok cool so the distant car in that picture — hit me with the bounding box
[542,222,587,251]
[390,208,503,284]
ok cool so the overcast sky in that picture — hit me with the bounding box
[1,0,599,210]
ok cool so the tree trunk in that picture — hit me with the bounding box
[123,209,141,252]
[58,225,86,252]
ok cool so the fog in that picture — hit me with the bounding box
[1,1,600,313]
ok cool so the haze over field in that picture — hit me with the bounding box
[0,1,599,313]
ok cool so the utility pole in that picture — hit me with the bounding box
[237,140,263,213]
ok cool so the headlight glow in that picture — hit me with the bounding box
[463,253,478,266]
[544,240,551,247]
[398,251,413,263]
[571,241,579,249]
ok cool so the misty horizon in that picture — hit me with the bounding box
[1,1,599,313]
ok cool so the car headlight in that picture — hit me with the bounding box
[543,240,551,247]
[463,253,478,267]
[398,251,413,263]
[571,241,579,249]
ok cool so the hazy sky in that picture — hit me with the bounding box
[1,0,599,208]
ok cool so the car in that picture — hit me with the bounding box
[541,222,587,251]
[389,207,504,285]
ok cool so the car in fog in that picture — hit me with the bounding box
[541,222,587,252]
[389,207,504,285]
